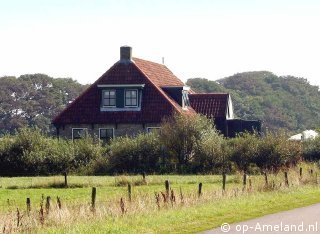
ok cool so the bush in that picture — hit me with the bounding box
[107,132,161,173]
[303,136,320,161]
[0,128,106,176]
[159,113,214,173]
[193,125,227,173]
[229,132,259,173]
[254,131,301,173]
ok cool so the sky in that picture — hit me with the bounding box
[1,0,320,86]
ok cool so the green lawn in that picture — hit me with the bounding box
[0,169,319,233]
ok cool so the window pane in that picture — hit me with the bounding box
[125,90,130,98]
[131,90,137,97]
[104,91,110,98]
[132,99,137,106]
[110,91,115,97]
[106,129,113,138]
[73,129,86,139]
[110,99,116,106]
[99,129,114,142]
[100,129,107,138]
[103,99,110,106]
[125,98,131,106]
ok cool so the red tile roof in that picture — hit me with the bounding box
[133,58,184,87]
[189,93,229,118]
[53,59,193,125]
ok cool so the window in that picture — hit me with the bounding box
[182,91,190,108]
[72,128,87,140]
[99,128,114,143]
[147,127,160,133]
[125,89,138,107]
[102,90,116,107]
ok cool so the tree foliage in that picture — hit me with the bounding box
[0,74,88,135]
[187,72,320,132]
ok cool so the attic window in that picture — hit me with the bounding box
[125,89,138,107]
[103,90,116,107]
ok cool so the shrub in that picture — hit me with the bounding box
[107,132,161,173]
[193,126,227,173]
[302,136,320,161]
[254,131,301,173]
[229,132,259,173]
[0,128,106,176]
[159,113,214,173]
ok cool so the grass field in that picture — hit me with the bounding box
[1,164,320,233]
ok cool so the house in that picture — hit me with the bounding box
[189,93,261,137]
[52,46,260,141]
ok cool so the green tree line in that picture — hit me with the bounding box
[1,114,318,176]
[0,74,88,135]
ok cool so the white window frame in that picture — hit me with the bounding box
[124,89,138,107]
[98,128,115,142]
[102,89,116,107]
[72,128,88,140]
[146,127,161,133]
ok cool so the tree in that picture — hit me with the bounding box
[159,113,214,173]
[0,74,88,135]
[229,132,259,174]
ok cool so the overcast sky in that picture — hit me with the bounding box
[1,0,320,86]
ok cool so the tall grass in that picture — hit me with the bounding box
[0,164,319,233]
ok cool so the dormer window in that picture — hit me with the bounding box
[182,90,190,109]
[103,90,116,107]
[125,89,138,107]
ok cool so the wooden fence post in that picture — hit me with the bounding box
[128,183,132,202]
[222,173,226,191]
[165,180,170,198]
[284,172,289,187]
[26,198,31,216]
[142,172,146,183]
[300,167,303,178]
[198,183,202,197]
[91,187,96,212]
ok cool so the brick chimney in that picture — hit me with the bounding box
[120,46,132,63]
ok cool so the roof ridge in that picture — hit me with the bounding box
[132,57,165,66]
[132,57,185,87]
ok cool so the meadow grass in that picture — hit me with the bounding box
[41,186,320,234]
[0,163,319,233]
